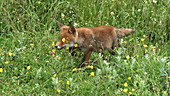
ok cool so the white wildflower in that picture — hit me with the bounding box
[74,23,78,27]
[110,12,114,15]
[138,9,141,12]
[153,0,157,3]
[61,13,65,18]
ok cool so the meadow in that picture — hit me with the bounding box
[0,0,169,95]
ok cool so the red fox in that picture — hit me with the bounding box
[55,22,135,67]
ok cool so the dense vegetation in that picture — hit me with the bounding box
[0,0,169,95]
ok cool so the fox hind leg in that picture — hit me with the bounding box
[106,48,116,55]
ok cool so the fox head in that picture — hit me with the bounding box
[55,22,78,49]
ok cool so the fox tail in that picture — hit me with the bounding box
[115,28,135,38]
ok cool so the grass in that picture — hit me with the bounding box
[0,0,170,95]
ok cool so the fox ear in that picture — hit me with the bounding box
[68,26,76,35]
[57,22,65,28]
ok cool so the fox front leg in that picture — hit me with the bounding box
[79,49,92,68]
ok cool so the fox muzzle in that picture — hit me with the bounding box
[55,45,63,49]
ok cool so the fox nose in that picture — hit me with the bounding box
[55,45,62,49]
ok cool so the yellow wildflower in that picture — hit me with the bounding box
[27,66,31,70]
[90,72,95,76]
[8,52,13,56]
[5,61,9,64]
[56,89,61,93]
[59,80,62,83]
[126,56,130,60]
[107,75,111,78]
[57,57,61,60]
[143,44,148,48]
[145,50,148,53]
[86,65,94,69]
[52,49,56,53]
[135,55,139,58]
[37,1,41,4]
[132,89,136,92]
[124,82,128,87]
[141,38,145,41]
[74,44,78,47]
[62,38,66,42]
[129,92,132,95]
[52,43,55,47]
[66,47,69,50]
[123,41,127,43]
[152,46,156,50]
[0,68,3,72]
[30,44,34,46]
[128,77,131,80]
[72,68,77,72]
[45,61,49,63]
[53,74,57,77]
[123,89,128,92]
[66,81,70,85]
[12,11,16,13]
[168,76,170,79]
[52,54,55,57]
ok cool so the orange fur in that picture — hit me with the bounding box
[55,22,135,67]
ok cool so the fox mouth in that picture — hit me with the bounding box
[55,43,74,50]
[55,45,63,50]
